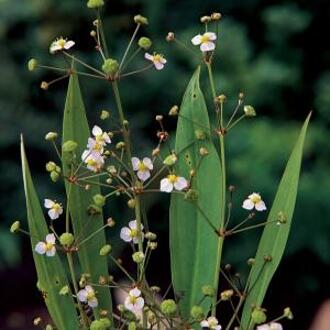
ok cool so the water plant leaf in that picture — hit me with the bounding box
[240,113,311,329]
[62,73,112,313]
[170,67,224,319]
[21,137,79,330]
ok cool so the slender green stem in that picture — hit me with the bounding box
[225,294,245,330]
[134,196,144,280]
[231,219,279,235]
[76,223,109,247]
[227,114,246,131]
[97,9,109,58]
[120,64,153,78]
[67,253,88,329]
[121,47,141,71]
[109,255,135,282]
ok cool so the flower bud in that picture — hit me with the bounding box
[200,15,212,23]
[190,305,204,321]
[40,81,49,90]
[132,251,145,263]
[102,58,119,76]
[202,285,215,297]
[93,194,106,207]
[90,319,108,330]
[59,285,69,295]
[138,37,152,50]
[106,178,113,184]
[45,325,53,330]
[251,307,267,324]
[59,233,74,246]
[10,220,21,233]
[264,255,272,262]
[184,189,198,201]
[199,147,209,156]
[134,14,148,25]
[62,140,78,153]
[116,141,125,150]
[45,132,58,141]
[88,204,102,215]
[163,154,177,166]
[220,289,234,300]
[166,32,175,42]
[277,211,287,224]
[150,286,161,293]
[128,322,137,330]
[152,148,160,156]
[169,105,179,116]
[148,242,158,250]
[87,0,104,9]
[244,105,256,117]
[160,299,177,316]
[107,166,117,176]
[247,258,255,266]
[33,317,42,326]
[100,244,112,256]
[107,217,116,227]
[211,12,222,21]
[28,58,38,71]
[100,110,110,120]
[90,30,97,37]
[284,307,293,320]
[216,94,227,103]
[99,276,109,285]
[155,115,163,121]
[46,161,56,172]
[50,171,60,182]
[195,129,206,140]
[127,199,136,209]
[145,232,157,241]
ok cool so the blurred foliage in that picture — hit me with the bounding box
[0,0,329,328]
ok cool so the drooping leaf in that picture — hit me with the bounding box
[240,113,311,329]
[21,137,79,330]
[62,73,112,313]
[170,67,224,319]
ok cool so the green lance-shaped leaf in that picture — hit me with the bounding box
[62,73,112,313]
[240,113,311,329]
[170,67,223,319]
[21,137,79,330]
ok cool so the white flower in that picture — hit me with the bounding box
[77,285,98,308]
[124,287,144,313]
[120,220,144,244]
[35,233,56,257]
[44,199,63,220]
[87,137,104,154]
[200,316,222,330]
[191,32,217,52]
[91,125,111,145]
[132,157,153,182]
[144,52,167,70]
[257,322,283,330]
[160,174,188,193]
[82,150,105,172]
[242,192,267,211]
[50,37,75,54]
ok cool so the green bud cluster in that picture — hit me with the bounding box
[27,58,38,71]
[138,37,152,50]
[46,161,61,182]
[93,194,106,207]
[59,232,74,246]
[102,58,119,76]
[62,140,78,152]
[190,305,204,321]
[251,307,267,324]
[100,244,112,256]
[90,317,111,330]
[10,220,21,233]
[87,0,104,9]
[132,251,145,263]
[160,299,177,316]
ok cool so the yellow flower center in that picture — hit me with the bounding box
[93,141,103,151]
[87,159,97,166]
[153,54,163,63]
[87,291,95,301]
[250,194,261,204]
[52,203,62,212]
[137,161,148,171]
[130,229,137,237]
[129,295,137,304]
[168,174,178,184]
[45,242,54,251]
[57,38,66,48]
[200,35,210,43]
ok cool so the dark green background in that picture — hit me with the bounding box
[0,0,329,329]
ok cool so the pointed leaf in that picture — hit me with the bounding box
[240,113,311,329]
[21,137,79,330]
[170,67,224,319]
[62,74,112,312]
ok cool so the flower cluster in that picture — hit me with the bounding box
[82,125,111,172]
[124,287,145,313]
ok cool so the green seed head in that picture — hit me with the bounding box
[244,105,256,117]
[190,305,204,321]
[138,37,152,50]
[28,58,38,71]
[10,221,21,234]
[202,285,215,297]
[132,251,145,263]
[46,161,57,172]
[59,285,70,295]
[251,307,267,324]
[160,299,177,316]
[59,233,74,246]
[134,14,148,25]
[100,244,112,256]
[102,58,119,76]
[93,194,106,207]
[50,171,60,182]
[45,132,58,141]
[62,140,78,152]
[87,0,104,9]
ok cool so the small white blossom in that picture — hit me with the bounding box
[145,52,167,70]
[242,192,267,211]
[50,37,75,54]
[257,322,283,330]
[35,233,56,257]
[191,32,217,52]
[44,199,63,220]
[82,150,105,172]
[132,157,153,182]
[160,174,188,193]
[77,285,98,308]
[200,316,222,330]
[91,125,111,145]
[124,287,144,313]
[120,220,144,244]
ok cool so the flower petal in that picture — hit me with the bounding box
[48,209,59,220]
[154,62,164,70]
[255,201,267,211]
[130,287,141,297]
[137,170,150,182]
[46,233,56,244]
[143,157,153,170]
[144,52,153,61]
[46,247,56,257]
[129,220,138,230]
[120,227,132,242]
[92,125,103,137]
[160,178,173,193]
[200,41,215,52]
[204,32,217,41]
[35,242,46,255]
[77,289,88,302]
[191,34,202,45]
[174,177,188,191]
[242,199,254,210]
[44,199,54,209]
[133,297,144,312]
[88,297,98,308]
[131,157,140,171]
[64,40,75,50]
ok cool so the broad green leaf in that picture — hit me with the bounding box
[240,113,311,329]
[170,67,224,319]
[21,137,79,330]
[62,73,112,313]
